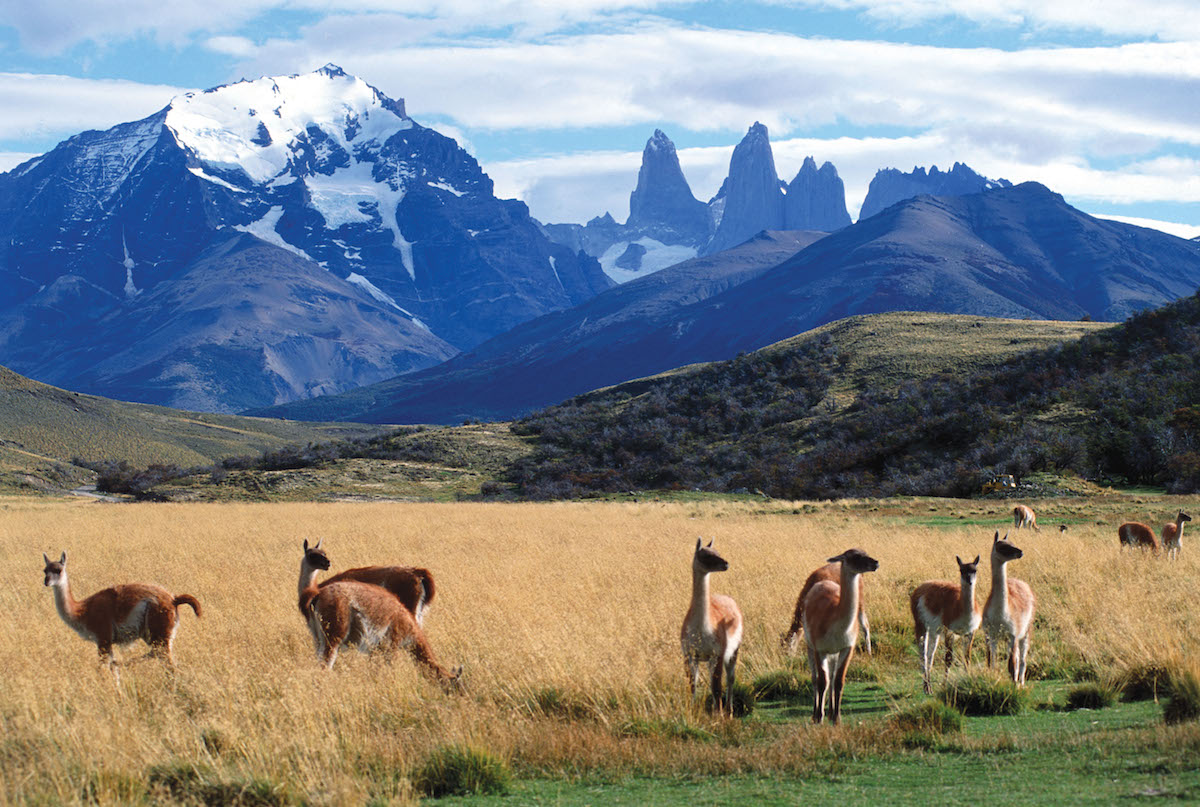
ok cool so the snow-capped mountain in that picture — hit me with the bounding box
[0,65,610,411]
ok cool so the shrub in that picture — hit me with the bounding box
[751,669,812,702]
[413,745,511,799]
[1164,667,1200,725]
[890,700,963,734]
[1064,682,1118,711]
[940,672,1027,716]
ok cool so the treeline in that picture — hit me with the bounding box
[509,291,1200,499]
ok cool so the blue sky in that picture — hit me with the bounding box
[1,1,1198,235]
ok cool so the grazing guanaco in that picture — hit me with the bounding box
[1013,504,1039,531]
[1118,521,1161,554]
[680,538,744,716]
[782,562,871,655]
[982,532,1035,686]
[42,551,201,674]
[320,564,436,626]
[803,548,879,724]
[911,555,981,694]
[297,540,461,689]
[1163,511,1192,561]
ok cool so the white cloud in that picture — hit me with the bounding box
[1096,215,1200,240]
[0,152,40,173]
[0,73,188,141]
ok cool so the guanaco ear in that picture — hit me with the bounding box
[315,537,323,549]
[993,531,1000,544]
[706,538,713,548]
[42,552,50,565]
[303,539,310,551]
[695,537,702,552]
[60,551,66,564]
[1002,532,1009,542]
[827,550,846,563]
[973,555,980,565]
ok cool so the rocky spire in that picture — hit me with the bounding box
[702,122,785,255]
[626,129,712,246]
[858,162,1012,221]
[783,157,852,231]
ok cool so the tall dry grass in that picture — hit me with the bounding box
[0,496,1196,803]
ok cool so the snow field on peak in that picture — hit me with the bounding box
[599,238,697,284]
[233,206,314,261]
[165,71,411,184]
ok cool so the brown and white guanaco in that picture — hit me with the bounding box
[982,532,1035,686]
[42,551,201,675]
[1118,521,1161,554]
[319,564,436,626]
[1013,505,1039,531]
[803,548,879,724]
[782,561,871,656]
[297,540,461,689]
[911,555,981,694]
[1162,511,1191,561]
[680,538,744,716]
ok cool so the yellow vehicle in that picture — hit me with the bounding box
[981,474,1016,494]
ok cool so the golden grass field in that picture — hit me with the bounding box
[2,494,1198,804]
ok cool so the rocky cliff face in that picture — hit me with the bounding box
[703,123,786,256]
[626,129,713,246]
[858,162,1011,221]
[0,65,610,411]
[783,157,852,231]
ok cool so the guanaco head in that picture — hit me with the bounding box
[956,554,981,583]
[302,538,331,572]
[992,531,1024,562]
[42,551,66,587]
[1178,512,1192,524]
[442,665,466,694]
[828,548,879,575]
[693,538,729,573]
[1059,525,1068,533]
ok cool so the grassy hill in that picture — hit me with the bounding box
[0,365,391,492]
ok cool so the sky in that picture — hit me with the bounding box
[1,1,1198,237]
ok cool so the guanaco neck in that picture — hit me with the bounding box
[691,563,713,633]
[837,564,862,626]
[49,572,82,625]
[989,555,1009,613]
[961,572,978,611]
[298,560,321,615]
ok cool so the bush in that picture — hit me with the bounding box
[890,700,963,734]
[1064,682,1118,711]
[1164,667,1200,725]
[751,669,812,702]
[939,672,1027,716]
[414,745,511,799]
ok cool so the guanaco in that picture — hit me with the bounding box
[982,532,1035,686]
[42,551,201,674]
[803,548,879,724]
[782,561,871,655]
[319,564,435,626]
[1013,505,1039,531]
[1118,521,1161,554]
[297,540,461,689]
[911,555,981,694]
[680,538,744,716]
[1162,511,1192,561]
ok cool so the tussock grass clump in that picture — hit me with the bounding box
[616,718,715,742]
[147,762,291,806]
[705,682,756,717]
[751,669,812,702]
[1119,663,1175,702]
[1164,667,1200,725]
[939,672,1028,716]
[1065,682,1118,711]
[890,700,963,734]
[414,745,511,799]
[525,686,595,721]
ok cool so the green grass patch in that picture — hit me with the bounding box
[1064,681,1118,711]
[940,672,1028,716]
[414,745,511,799]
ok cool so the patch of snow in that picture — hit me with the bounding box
[598,238,697,284]
[187,165,246,192]
[427,180,465,197]
[121,229,141,298]
[233,206,314,261]
[347,272,401,309]
[164,69,411,184]
[548,255,563,289]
